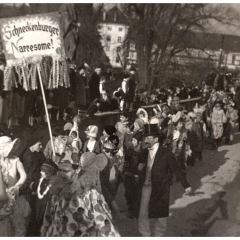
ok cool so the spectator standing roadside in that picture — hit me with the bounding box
[74,66,87,112]
[89,66,101,102]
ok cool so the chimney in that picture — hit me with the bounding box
[114,11,117,22]
[103,10,106,21]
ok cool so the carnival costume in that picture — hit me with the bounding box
[41,146,120,237]
[0,136,31,236]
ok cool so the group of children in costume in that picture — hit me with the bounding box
[0,86,239,236]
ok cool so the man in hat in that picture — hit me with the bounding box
[137,124,192,237]
[125,67,137,112]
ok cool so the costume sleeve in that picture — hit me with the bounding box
[90,189,120,237]
[167,150,190,190]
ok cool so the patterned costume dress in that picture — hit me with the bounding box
[211,108,226,139]
[42,174,120,237]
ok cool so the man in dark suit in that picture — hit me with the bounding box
[88,66,101,102]
[137,124,192,236]
[74,66,87,109]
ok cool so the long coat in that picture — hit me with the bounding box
[138,145,190,219]
[89,72,100,101]
[74,73,87,106]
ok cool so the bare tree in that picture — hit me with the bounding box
[122,3,240,92]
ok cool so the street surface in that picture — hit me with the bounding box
[12,124,240,237]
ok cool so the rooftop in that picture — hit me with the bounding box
[97,6,129,25]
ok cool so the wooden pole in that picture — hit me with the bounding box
[37,64,55,156]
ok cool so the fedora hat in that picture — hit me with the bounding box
[85,125,98,138]
[0,136,21,158]
[143,124,161,137]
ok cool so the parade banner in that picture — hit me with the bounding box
[0,12,65,65]
[0,12,70,157]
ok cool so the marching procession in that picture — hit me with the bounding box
[0,3,240,237]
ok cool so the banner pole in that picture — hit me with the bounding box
[37,64,56,156]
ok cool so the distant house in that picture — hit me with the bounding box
[174,31,240,70]
[97,6,137,68]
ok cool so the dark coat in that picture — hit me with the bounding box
[83,139,101,154]
[20,149,45,196]
[138,145,190,219]
[89,72,100,101]
[74,73,87,106]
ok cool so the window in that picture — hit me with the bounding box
[233,55,240,65]
[116,57,120,63]
[106,46,110,51]
[119,27,123,31]
[108,26,112,30]
[107,35,111,41]
[130,43,135,50]
[117,37,122,42]
[116,47,121,53]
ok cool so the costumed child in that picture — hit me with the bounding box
[27,161,58,236]
[100,140,124,218]
[124,131,144,219]
[115,111,130,148]
[136,108,148,124]
[83,125,101,154]
[124,117,144,150]
[211,101,227,150]
[225,103,238,144]
[193,113,206,162]
[0,136,31,236]
[41,147,120,237]
[169,112,188,174]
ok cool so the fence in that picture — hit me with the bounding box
[78,97,201,141]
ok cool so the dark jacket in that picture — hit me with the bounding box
[138,145,190,218]
[74,73,87,106]
[89,72,100,101]
[20,149,45,195]
[83,140,101,154]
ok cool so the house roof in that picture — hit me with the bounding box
[183,31,240,53]
[98,6,129,25]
